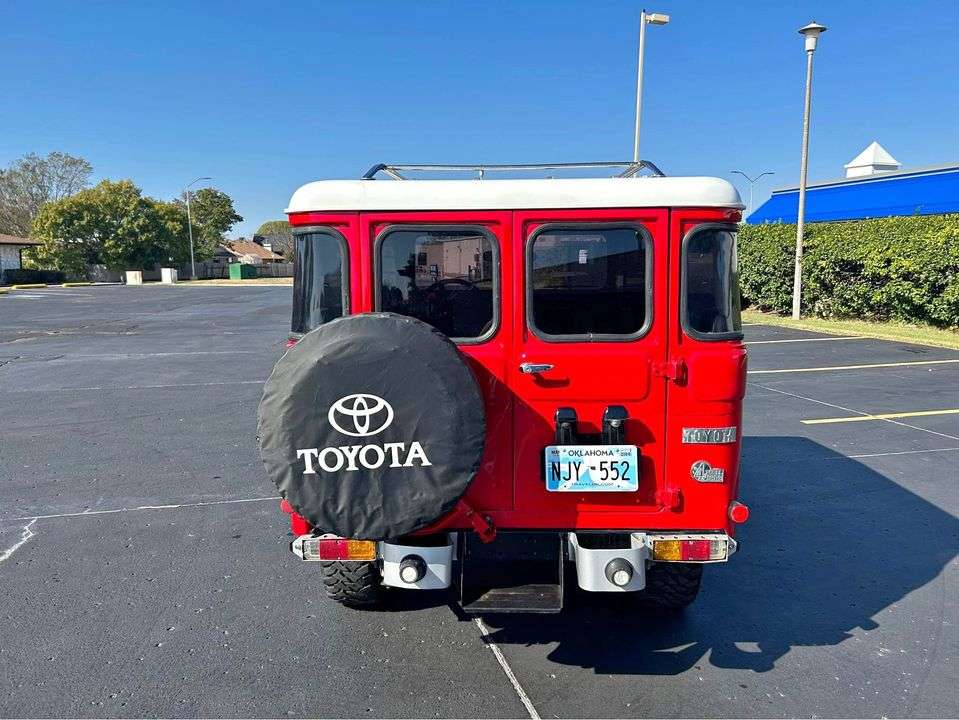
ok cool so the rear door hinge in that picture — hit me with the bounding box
[653,358,686,383]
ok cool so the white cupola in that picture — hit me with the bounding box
[844,142,901,178]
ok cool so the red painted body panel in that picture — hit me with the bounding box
[286,206,746,536]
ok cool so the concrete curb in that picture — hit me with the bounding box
[62,282,93,287]
[9,283,48,290]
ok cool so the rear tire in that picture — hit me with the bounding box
[321,561,383,608]
[639,562,703,610]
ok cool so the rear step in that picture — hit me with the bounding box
[458,532,564,614]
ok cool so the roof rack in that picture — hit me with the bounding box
[362,161,666,181]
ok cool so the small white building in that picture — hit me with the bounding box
[0,234,41,275]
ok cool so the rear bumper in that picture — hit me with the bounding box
[290,530,737,592]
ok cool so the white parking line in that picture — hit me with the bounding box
[749,359,959,374]
[69,351,262,359]
[0,520,37,563]
[16,495,279,521]
[474,617,540,720]
[4,380,266,393]
[745,336,868,345]
[2,498,278,565]
[831,447,959,460]
[750,382,959,442]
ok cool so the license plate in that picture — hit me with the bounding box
[544,445,639,492]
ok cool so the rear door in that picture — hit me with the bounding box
[360,211,514,512]
[665,210,747,532]
[509,209,670,527]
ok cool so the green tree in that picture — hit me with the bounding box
[30,179,187,276]
[152,200,192,264]
[177,187,242,260]
[255,219,293,259]
[0,151,93,236]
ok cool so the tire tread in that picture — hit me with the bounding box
[640,562,703,609]
[320,561,382,607]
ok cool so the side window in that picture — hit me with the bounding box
[291,230,347,333]
[376,226,498,342]
[683,226,742,338]
[528,225,650,340]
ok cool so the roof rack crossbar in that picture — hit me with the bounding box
[362,161,665,180]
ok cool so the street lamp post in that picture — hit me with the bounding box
[731,170,775,218]
[185,176,212,280]
[633,10,670,163]
[792,21,827,319]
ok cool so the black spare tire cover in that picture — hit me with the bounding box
[257,313,486,540]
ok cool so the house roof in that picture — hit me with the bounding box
[219,239,283,261]
[0,233,40,246]
[286,177,744,213]
[747,163,959,224]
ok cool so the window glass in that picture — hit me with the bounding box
[684,228,742,336]
[378,228,496,340]
[529,227,648,337]
[291,231,346,333]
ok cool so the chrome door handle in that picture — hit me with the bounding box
[520,362,554,375]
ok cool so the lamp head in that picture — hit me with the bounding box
[645,12,670,25]
[798,21,827,52]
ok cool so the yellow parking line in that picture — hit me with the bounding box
[802,409,959,425]
[745,336,867,345]
[748,359,959,374]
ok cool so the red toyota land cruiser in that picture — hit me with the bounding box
[258,162,748,613]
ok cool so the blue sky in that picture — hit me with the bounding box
[3,0,958,236]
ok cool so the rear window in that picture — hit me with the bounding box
[376,226,498,342]
[683,226,742,338]
[291,230,348,334]
[528,225,650,340]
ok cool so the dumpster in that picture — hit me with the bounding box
[229,263,257,280]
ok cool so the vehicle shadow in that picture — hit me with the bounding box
[477,436,959,674]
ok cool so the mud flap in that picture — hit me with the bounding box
[458,532,564,614]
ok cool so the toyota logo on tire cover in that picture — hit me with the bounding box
[328,394,394,437]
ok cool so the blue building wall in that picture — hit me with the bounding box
[747,165,959,224]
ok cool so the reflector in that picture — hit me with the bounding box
[729,501,750,524]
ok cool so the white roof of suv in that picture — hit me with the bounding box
[286,177,743,213]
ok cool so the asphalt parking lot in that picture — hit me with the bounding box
[1,285,957,718]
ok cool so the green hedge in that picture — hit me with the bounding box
[738,214,959,328]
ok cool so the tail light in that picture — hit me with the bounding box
[299,536,376,561]
[285,336,300,349]
[651,537,728,562]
